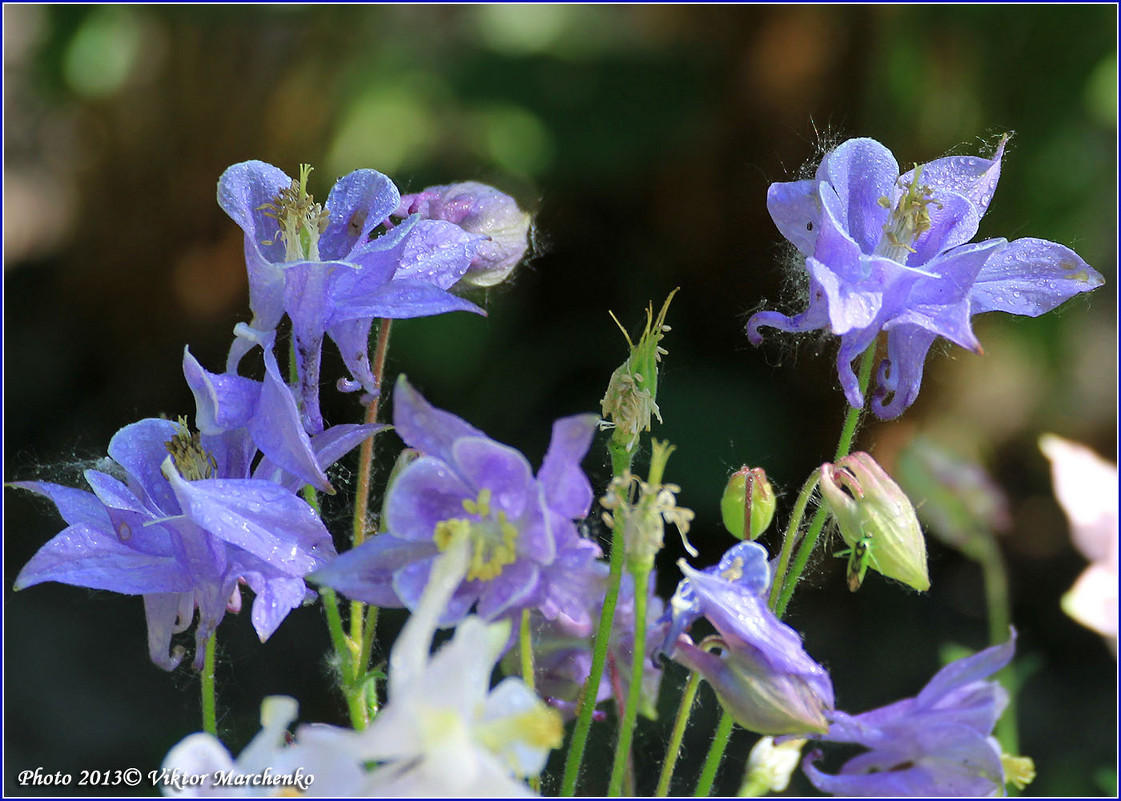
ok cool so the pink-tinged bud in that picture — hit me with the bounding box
[397,181,531,288]
[820,452,930,592]
[720,467,776,540]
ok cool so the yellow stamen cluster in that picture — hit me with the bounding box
[875,165,943,262]
[719,555,746,583]
[164,416,216,481]
[1001,754,1036,791]
[433,489,520,582]
[258,164,331,263]
[477,706,565,774]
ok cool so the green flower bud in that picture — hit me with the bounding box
[720,467,776,540]
[600,289,678,460]
[820,452,929,592]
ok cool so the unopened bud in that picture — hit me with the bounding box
[820,452,929,592]
[740,736,806,796]
[600,289,678,457]
[721,467,776,540]
[672,638,830,736]
[397,181,531,288]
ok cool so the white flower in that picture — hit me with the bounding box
[160,696,365,797]
[1040,434,1119,653]
[335,531,564,796]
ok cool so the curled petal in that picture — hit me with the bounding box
[871,325,938,420]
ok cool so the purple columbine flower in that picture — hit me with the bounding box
[218,162,487,433]
[747,136,1105,419]
[522,572,666,720]
[803,634,1018,796]
[183,334,383,495]
[661,541,835,735]
[310,375,601,627]
[11,346,380,671]
[397,181,532,288]
[13,416,340,670]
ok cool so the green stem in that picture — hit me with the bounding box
[655,671,703,797]
[608,565,651,796]
[561,506,626,795]
[693,710,735,797]
[321,587,366,729]
[981,542,1018,759]
[359,604,381,719]
[767,470,821,610]
[201,631,218,737]
[520,608,536,694]
[609,439,635,477]
[773,341,877,618]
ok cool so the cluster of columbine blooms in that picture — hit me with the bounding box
[12,134,1106,797]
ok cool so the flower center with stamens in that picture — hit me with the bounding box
[258,164,331,262]
[432,489,519,582]
[164,417,216,481]
[873,165,943,263]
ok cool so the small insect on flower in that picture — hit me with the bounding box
[834,534,880,592]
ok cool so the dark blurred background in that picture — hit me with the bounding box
[4,5,1116,796]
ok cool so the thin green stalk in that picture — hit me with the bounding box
[693,710,735,797]
[608,565,651,796]
[561,519,625,795]
[201,631,218,737]
[767,470,821,610]
[655,671,703,796]
[773,341,877,618]
[520,608,536,694]
[981,543,1018,759]
[609,439,635,477]
[357,604,381,721]
[348,320,394,672]
[321,587,366,729]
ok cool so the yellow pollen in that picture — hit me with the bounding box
[257,164,331,262]
[477,706,564,768]
[1001,754,1036,790]
[165,416,217,481]
[434,490,518,582]
[720,556,745,582]
[875,164,943,262]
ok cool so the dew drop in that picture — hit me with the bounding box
[118,523,132,542]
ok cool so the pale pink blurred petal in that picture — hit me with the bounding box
[1040,435,1118,564]
[1041,434,1119,654]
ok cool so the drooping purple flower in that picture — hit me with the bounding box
[747,136,1105,419]
[397,181,532,288]
[310,375,601,628]
[661,541,834,735]
[218,162,488,433]
[803,634,1017,796]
